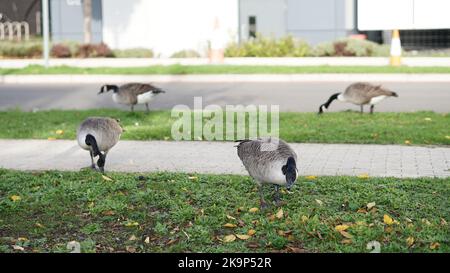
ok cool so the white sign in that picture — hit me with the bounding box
[357,0,450,30]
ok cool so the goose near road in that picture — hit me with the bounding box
[318,82,398,114]
[236,137,298,209]
[77,117,123,173]
[98,83,166,113]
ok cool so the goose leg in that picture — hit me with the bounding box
[370,105,374,114]
[97,151,108,174]
[360,105,364,114]
[258,184,268,210]
[130,105,134,112]
[145,103,150,114]
[274,185,282,206]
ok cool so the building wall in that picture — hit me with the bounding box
[239,0,356,44]
[102,0,239,57]
[50,0,102,43]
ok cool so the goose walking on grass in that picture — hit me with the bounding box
[236,137,298,209]
[77,117,123,173]
[318,82,398,114]
[98,83,166,113]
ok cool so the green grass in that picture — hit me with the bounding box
[0,169,448,253]
[1,65,450,75]
[0,109,448,145]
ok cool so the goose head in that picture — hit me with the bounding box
[98,84,119,94]
[282,156,298,190]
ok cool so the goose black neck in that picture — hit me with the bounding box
[108,85,119,93]
[85,134,101,157]
[319,92,340,114]
[282,156,296,174]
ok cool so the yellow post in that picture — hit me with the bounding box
[390,29,402,66]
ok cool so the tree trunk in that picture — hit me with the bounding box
[83,0,92,44]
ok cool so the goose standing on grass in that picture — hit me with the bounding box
[318,82,398,114]
[77,117,123,173]
[236,137,298,209]
[98,83,166,113]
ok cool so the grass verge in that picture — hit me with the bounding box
[0,109,448,145]
[0,169,448,253]
[1,65,450,75]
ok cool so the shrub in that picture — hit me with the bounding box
[0,40,42,58]
[311,38,391,57]
[50,44,72,58]
[76,43,114,58]
[112,48,154,58]
[224,34,311,57]
[170,49,201,58]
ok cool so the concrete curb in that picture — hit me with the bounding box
[2,73,450,84]
[2,57,450,68]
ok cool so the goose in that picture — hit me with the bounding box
[98,83,166,113]
[318,82,398,114]
[77,117,123,173]
[236,137,298,209]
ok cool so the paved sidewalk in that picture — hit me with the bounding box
[2,57,450,68]
[0,140,448,178]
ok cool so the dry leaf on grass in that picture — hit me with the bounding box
[247,229,256,236]
[226,215,236,220]
[223,223,237,228]
[335,224,349,232]
[249,207,259,213]
[236,234,250,240]
[56,130,64,135]
[367,202,376,210]
[430,242,440,250]
[305,175,317,180]
[276,208,284,219]
[315,199,323,206]
[10,195,21,202]
[383,214,394,225]
[101,175,113,181]
[406,237,415,247]
[339,230,353,239]
[223,234,236,243]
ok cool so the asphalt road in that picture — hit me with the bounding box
[0,82,449,112]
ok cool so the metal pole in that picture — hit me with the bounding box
[42,0,50,68]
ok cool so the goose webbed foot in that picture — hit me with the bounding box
[260,200,269,210]
[273,185,285,207]
[145,103,150,114]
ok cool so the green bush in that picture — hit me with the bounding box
[225,35,311,57]
[170,49,201,58]
[0,40,42,58]
[311,38,392,57]
[113,48,154,58]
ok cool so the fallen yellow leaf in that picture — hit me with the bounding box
[56,130,64,135]
[341,239,352,244]
[101,175,113,181]
[406,237,415,247]
[383,214,394,225]
[276,208,284,219]
[188,176,198,180]
[35,222,44,228]
[47,137,56,141]
[18,237,28,242]
[446,135,450,140]
[226,215,236,220]
[144,237,150,244]
[223,234,236,243]
[236,234,250,240]
[367,202,376,210]
[335,224,350,232]
[404,140,411,145]
[247,229,256,236]
[358,173,369,179]
[339,230,353,239]
[430,242,440,250]
[223,223,237,228]
[249,207,259,213]
[129,235,137,241]
[424,117,432,121]
[10,195,21,202]
[315,199,323,206]
[305,175,317,180]
[124,221,139,227]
